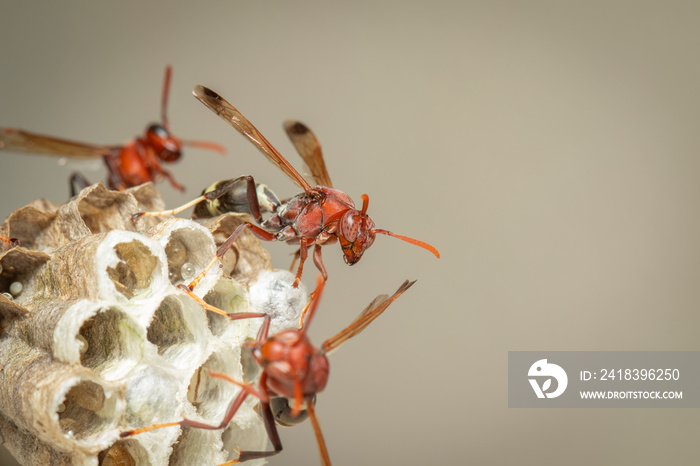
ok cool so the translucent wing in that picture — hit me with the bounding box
[283,120,333,188]
[322,280,416,354]
[0,127,111,159]
[193,86,312,192]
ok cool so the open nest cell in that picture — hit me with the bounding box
[157,221,217,289]
[146,294,208,370]
[106,240,159,300]
[78,307,143,379]
[57,379,119,443]
[186,351,242,424]
[98,439,147,466]
[77,187,135,235]
[202,278,250,337]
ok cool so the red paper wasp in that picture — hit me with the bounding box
[121,275,415,466]
[0,66,225,195]
[135,85,439,292]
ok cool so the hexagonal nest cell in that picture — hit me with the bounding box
[147,295,196,354]
[78,307,142,377]
[98,442,138,466]
[187,351,242,423]
[77,190,134,235]
[1,201,57,251]
[151,220,218,290]
[0,247,50,298]
[107,241,158,299]
[145,294,210,371]
[58,380,108,441]
[202,278,250,337]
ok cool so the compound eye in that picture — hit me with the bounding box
[340,212,361,242]
[147,124,169,140]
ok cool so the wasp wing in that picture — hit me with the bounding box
[283,120,333,188]
[193,86,312,192]
[322,280,416,355]
[0,128,111,159]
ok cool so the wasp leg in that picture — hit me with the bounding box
[103,149,127,191]
[291,238,316,289]
[176,284,267,321]
[289,248,301,273]
[213,372,283,465]
[157,166,185,191]
[69,172,91,197]
[297,245,327,326]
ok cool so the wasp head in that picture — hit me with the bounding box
[258,330,330,412]
[338,209,376,265]
[339,194,441,264]
[146,123,182,162]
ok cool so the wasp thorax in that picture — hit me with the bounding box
[259,331,330,399]
[338,210,376,265]
[259,337,289,363]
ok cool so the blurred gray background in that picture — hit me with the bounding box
[1,1,699,465]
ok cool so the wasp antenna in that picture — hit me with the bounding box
[161,65,173,131]
[181,139,227,155]
[360,194,369,216]
[373,229,440,258]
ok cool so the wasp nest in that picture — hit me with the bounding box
[0,183,307,466]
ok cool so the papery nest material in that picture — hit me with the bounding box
[0,182,303,465]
